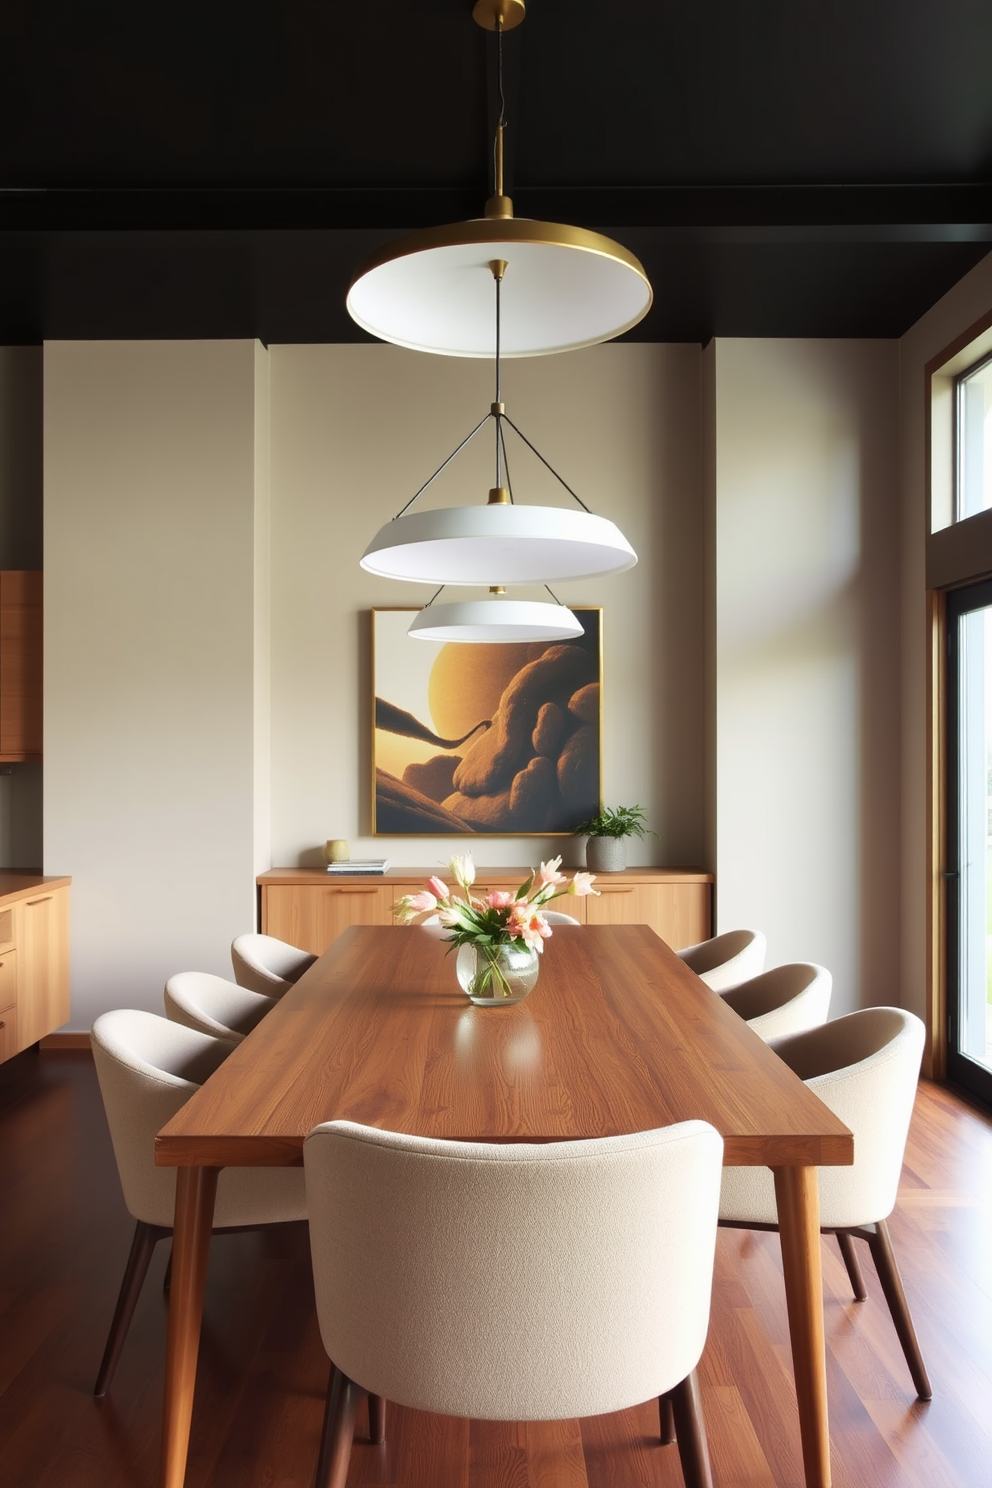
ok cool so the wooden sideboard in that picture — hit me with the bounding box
[0,875,71,1063]
[257,866,713,957]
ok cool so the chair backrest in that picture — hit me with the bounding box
[720,963,831,1042]
[164,970,275,1042]
[91,1009,235,1227]
[719,1007,925,1229]
[304,1118,723,1422]
[231,933,317,997]
[541,909,580,925]
[676,929,767,992]
[92,1008,308,1231]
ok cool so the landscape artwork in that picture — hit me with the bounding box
[372,608,602,836]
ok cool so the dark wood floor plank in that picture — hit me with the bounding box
[2,1053,990,1488]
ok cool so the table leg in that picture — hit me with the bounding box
[161,1166,219,1488]
[773,1165,831,1488]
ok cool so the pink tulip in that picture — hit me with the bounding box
[568,872,599,897]
[533,856,566,892]
[407,890,438,915]
[508,904,553,952]
[427,876,449,900]
[486,889,514,909]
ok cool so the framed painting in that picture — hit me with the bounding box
[371,608,603,836]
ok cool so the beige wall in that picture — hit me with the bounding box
[44,341,267,1027]
[35,319,952,1028]
[711,339,901,1014]
[267,342,706,870]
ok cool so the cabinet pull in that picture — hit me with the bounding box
[334,887,379,894]
[26,895,53,906]
[599,887,635,894]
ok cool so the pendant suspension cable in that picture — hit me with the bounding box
[544,583,566,605]
[391,412,492,519]
[423,585,445,608]
[497,417,515,502]
[501,413,593,513]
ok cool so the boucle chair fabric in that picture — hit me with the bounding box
[676,929,767,992]
[230,932,317,998]
[304,1118,723,1423]
[720,963,831,1043]
[164,970,276,1043]
[540,909,580,925]
[719,1007,924,1228]
[91,1008,306,1229]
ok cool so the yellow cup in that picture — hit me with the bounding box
[324,839,350,864]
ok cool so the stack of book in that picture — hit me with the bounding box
[325,859,391,875]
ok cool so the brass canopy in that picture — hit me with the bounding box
[488,487,510,505]
[472,0,526,32]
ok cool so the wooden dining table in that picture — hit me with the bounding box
[155,923,853,1488]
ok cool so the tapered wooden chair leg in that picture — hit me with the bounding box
[94,1220,169,1396]
[367,1392,386,1444]
[315,1367,362,1488]
[836,1230,868,1301]
[659,1392,676,1444]
[867,1219,932,1400]
[163,1244,173,1294]
[668,1369,714,1488]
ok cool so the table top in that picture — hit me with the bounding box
[156,925,853,1171]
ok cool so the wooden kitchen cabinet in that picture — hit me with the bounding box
[258,867,712,956]
[0,876,71,1064]
[0,571,42,762]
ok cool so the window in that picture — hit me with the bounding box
[956,354,992,521]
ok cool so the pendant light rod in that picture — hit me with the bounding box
[500,413,593,513]
[391,410,491,521]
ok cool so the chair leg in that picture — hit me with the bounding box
[162,1243,173,1295]
[367,1392,386,1445]
[836,1230,868,1301]
[668,1369,714,1488]
[659,1392,676,1444]
[94,1220,169,1397]
[865,1219,933,1400]
[314,1366,362,1488]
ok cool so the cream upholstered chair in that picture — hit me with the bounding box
[304,1118,724,1488]
[90,1009,307,1396]
[676,929,767,992]
[230,932,317,998]
[719,963,831,1042]
[164,970,276,1042]
[719,1006,930,1398]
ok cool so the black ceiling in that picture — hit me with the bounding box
[2,0,991,344]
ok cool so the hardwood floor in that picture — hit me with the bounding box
[1,1050,989,1488]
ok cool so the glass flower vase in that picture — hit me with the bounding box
[455,941,540,1006]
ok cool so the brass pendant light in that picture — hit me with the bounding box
[346,0,653,359]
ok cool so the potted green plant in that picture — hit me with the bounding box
[573,805,652,873]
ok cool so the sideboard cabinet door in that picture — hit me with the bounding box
[585,882,710,949]
[264,884,395,956]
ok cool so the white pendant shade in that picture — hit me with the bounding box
[408,599,583,643]
[360,503,637,585]
[347,219,652,358]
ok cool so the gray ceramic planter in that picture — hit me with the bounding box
[585,836,627,872]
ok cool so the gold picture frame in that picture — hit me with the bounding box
[371,607,603,836]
